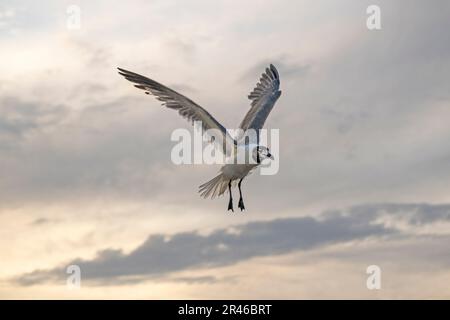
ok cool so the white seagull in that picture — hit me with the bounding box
[117,64,281,211]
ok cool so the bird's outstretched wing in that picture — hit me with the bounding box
[118,68,236,156]
[239,64,281,134]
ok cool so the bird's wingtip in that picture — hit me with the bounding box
[269,64,279,79]
[117,67,130,75]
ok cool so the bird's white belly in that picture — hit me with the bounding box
[221,163,257,180]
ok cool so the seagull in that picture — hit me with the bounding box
[117,64,281,211]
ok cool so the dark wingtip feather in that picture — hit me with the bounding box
[117,67,137,79]
[117,67,129,73]
[269,64,279,79]
[117,69,128,77]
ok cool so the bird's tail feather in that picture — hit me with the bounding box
[199,173,229,199]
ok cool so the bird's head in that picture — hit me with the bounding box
[252,145,274,163]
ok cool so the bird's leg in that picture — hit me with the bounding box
[238,178,245,211]
[227,180,234,212]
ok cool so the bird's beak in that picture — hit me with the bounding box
[268,153,274,160]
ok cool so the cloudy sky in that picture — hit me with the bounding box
[1,0,450,299]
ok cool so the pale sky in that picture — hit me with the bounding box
[1,0,450,299]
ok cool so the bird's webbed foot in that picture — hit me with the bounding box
[238,197,245,211]
[228,197,234,212]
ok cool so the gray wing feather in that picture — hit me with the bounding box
[118,67,235,155]
[239,64,281,132]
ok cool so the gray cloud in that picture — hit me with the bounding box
[30,218,51,226]
[0,93,183,208]
[0,96,68,139]
[325,203,450,225]
[170,275,220,284]
[14,202,450,286]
